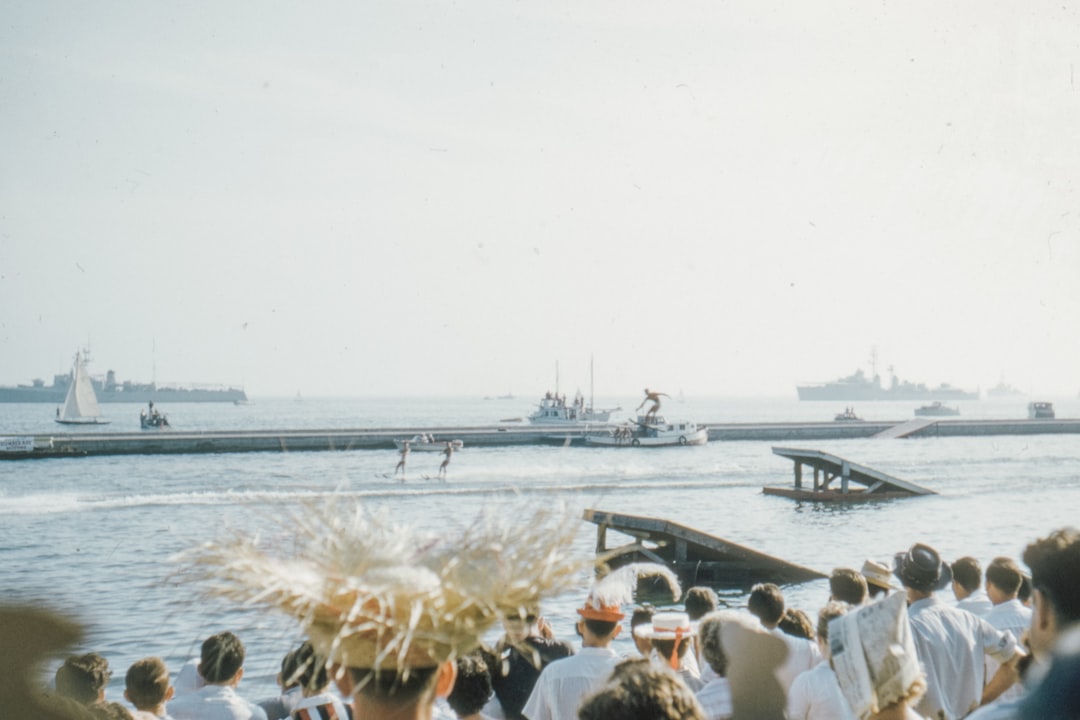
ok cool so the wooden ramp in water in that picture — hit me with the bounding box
[873,418,940,439]
[582,508,827,588]
[764,446,937,501]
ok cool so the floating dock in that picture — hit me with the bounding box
[2,418,1080,460]
[582,508,827,588]
[764,447,937,501]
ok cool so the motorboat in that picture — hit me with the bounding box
[528,391,619,425]
[914,401,960,417]
[833,408,864,422]
[585,415,708,447]
[1028,402,1055,419]
[393,435,464,452]
[140,408,171,429]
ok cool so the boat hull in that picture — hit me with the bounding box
[586,427,708,447]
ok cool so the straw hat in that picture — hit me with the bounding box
[861,558,897,591]
[632,611,698,640]
[577,563,681,623]
[178,501,590,674]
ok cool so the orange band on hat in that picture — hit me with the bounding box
[577,605,625,622]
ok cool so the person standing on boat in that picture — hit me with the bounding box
[395,441,409,479]
[637,388,669,422]
[438,442,454,479]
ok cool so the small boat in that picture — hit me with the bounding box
[585,415,708,447]
[914,401,960,417]
[833,408,863,422]
[55,350,110,425]
[529,391,619,424]
[140,403,171,429]
[393,435,464,452]
[1028,401,1055,419]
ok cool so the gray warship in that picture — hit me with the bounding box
[0,365,247,404]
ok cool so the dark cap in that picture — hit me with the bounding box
[893,543,952,592]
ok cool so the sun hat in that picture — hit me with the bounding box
[893,543,953,592]
[632,611,699,640]
[861,559,897,591]
[177,500,591,675]
[577,563,681,623]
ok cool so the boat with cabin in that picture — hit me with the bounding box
[140,401,170,429]
[585,415,708,447]
[833,408,864,422]
[1028,402,1055,419]
[527,358,619,425]
[914,401,960,417]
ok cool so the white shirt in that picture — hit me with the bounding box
[167,684,269,720]
[908,596,1019,720]
[521,646,619,720]
[767,627,824,693]
[786,663,856,720]
[695,677,732,720]
[289,692,350,720]
[956,589,993,617]
[983,599,1032,703]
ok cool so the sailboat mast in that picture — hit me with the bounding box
[590,355,595,411]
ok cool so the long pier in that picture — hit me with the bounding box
[2,418,1079,459]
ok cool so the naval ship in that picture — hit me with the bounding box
[0,365,247,404]
[796,367,978,402]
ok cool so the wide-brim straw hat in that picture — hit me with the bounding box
[861,558,898,591]
[177,501,591,674]
[633,611,698,640]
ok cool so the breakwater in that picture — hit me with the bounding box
[2,418,1079,460]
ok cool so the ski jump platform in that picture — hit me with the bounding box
[764,447,937,502]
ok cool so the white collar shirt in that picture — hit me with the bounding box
[983,599,1032,703]
[786,663,857,720]
[695,676,733,720]
[957,590,993,617]
[167,684,269,720]
[521,646,619,720]
[767,627,824,693]
[908,596,1019,720]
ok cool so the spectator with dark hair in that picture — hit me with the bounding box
[952,556,993,616]
[629,605,655,658]
[480,604,573,719]
[287,641,350,720]
[55,653,112,707]
[983,557,1033,704]
[123,657,173,720]
[747,583,822,693]
[445,652,493,720]
[777,608,815,641]
[685,587,719,621]
[577,657,706,720]
[1018,573,1033,608]
[258,646,305,720]
[167,632,267,720]
[829,568,868,606]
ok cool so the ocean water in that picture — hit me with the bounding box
[2,394,1079,703]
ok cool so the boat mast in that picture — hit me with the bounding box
[590,355,595,411]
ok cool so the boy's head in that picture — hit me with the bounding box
[200,631,245,684]
[55,653,111,705]
[124,657,173,710]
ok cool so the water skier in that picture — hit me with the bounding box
[437,442,453,480]
[395,441,409,479]
[637,388,669,422]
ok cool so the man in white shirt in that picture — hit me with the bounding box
[982,557,1033,704]
[895,543,1024,720]
[952,556,993,617]
[520,603,621,720]
[787,602,856,720]
[167,631,268,720]
[746,583,822,693]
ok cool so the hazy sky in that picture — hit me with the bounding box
[2,1,1078,398]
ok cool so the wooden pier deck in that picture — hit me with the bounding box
[764,447,937,501]
[582,508,827,588]
[2,417,1080,459]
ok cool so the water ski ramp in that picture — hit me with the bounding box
[765,447,936,501]
[582,508,826,587]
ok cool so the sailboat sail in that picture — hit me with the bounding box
[56,351,108,424]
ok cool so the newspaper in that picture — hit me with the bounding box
[829,592,922,720]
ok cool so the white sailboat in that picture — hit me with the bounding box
[55,350,110,425]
